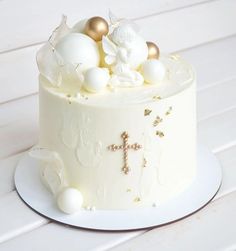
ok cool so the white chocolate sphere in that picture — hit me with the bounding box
[57,187,83,214]
[128,36,148,69]
[84,67,110,93]
[55,33,100,72]
[141,59,166,84]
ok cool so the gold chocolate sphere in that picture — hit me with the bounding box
[147,41,160,59]
[84,16,109,41]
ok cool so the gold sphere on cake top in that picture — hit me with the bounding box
[146,41,160,59]
[84,16,109,41]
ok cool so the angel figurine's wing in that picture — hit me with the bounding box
[121,19,140,34]
[102,36,118,65]
[29,147,67,195]
[108,10,140,34]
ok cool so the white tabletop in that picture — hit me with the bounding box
[0,0,236,250]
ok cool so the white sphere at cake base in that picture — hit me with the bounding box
[141,59,166,84]
[128,36,148,69]
[55,33,100,72]
[83,67,110,93]
[57,187,83,214]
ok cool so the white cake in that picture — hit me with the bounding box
[32,15,196,213]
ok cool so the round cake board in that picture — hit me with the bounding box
[14,145,222,231]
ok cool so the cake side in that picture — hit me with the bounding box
[39,72,196,209]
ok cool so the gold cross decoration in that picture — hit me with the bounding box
[108,131,142,174]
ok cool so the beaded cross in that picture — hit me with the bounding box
[107,131,142,174]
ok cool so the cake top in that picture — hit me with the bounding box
[37,13,194,103]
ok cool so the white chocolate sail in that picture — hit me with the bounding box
[29,147,67,195]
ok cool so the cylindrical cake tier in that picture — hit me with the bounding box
[39,75,196,209]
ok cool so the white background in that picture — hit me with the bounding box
[0,0,236,250]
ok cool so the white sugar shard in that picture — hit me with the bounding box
[36,15,84,88]
[29,147,67,195]
[49,15,71,47]
[36,43,64,86]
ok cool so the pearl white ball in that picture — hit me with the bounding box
[57,187,83,214]
[129,36,148,69]
[84,67,110,93]
[55,33,100,72]
[141,59,166,84]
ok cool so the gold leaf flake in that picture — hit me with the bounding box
[144,109,152,116]
[153,116,163,127]
[134,197,141,202]
[165,106,172,115]
[66,94,72,104]
[126,188,131,192]
[156,131,164,138]
[143,158,147,168]
[152,95,161,101]
[81,94,88,100]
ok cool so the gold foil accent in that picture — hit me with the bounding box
[66,94,72,104]
[81,94,89,100]
[107,131,142,175]
[156,131,164,138]
[153,116,163,127]
[152,95,161,100]
[143,158,147,168]
[144,109,152,116]
[165,106,172,115]
[147,41,160,59]
[134,197,141,202]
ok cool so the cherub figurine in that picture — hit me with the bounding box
[102,20,148,87]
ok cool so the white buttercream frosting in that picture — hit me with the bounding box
[38,54,196,209]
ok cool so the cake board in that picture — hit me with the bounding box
[14,145,222,231]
